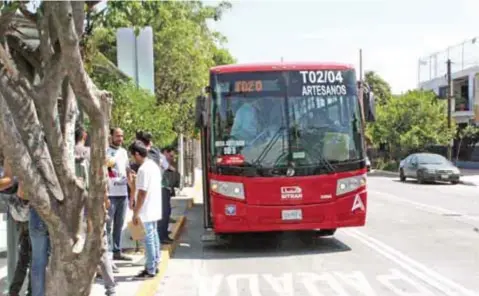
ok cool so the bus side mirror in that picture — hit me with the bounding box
[195,95,206,128]
[363,91,376,122]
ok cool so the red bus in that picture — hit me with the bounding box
[194,62,375,242]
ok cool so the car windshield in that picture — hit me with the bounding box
[418,154,449,165]
[210,69,364,171]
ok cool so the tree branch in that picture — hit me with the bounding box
[49,1,111,254]
[0,9,16,37]
[38,6,54,63]
[0,89,61,228]
[71,1,85,37]
[0,70,65,203]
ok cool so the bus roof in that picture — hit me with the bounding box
[210,62,355,73]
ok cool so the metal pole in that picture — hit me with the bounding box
[447,59,453,160]
[358,49,368,157]
[179,133,185,189]
[359,49,363,83]
[417,59,421,87]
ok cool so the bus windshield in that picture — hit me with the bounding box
[210,69,364,173]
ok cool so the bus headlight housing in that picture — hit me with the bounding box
[210,180,245,200]
[336,174,366,196]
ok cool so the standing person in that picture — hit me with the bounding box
[132,131,161,169]
[129,140,163,278]
[158,147,176,244]
[0,155,31,296]
[29,206,49,296]
[75,125,117,295]
[106,127,132,262]
[7,184,31,296]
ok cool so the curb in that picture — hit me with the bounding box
[368,170,398,177]
[135,214,188,296]
[459,180,477,186]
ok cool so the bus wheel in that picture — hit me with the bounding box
[315,229,337,237]
[217,234,234,245]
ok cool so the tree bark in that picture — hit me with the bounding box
[0,1,111,294]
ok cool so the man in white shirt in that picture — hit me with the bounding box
[129,140,163,278]
[106,127,132,262]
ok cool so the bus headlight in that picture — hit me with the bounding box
[210,180,245,200]
[336,174,366,196]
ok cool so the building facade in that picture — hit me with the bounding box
[417,38,479,166]
[417,37,479,124]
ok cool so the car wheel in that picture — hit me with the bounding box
[417,171,425,184]
[451,180,459,185]
[399,169,406,182]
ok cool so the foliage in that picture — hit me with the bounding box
[367,89,455,160]
[84,33,177,147]
[375,158,399,171]
[106,80,177,147]
[365,71,392,105]
[456,124,479,161]
[89,1,236,137]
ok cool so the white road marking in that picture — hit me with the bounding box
[262,273,294,296]
[333,271,377,296]
[376,269,434,296]
[369,189,479,222]
[189,270,440,296]
[226,274,262,296]
[343,228,477,296]
[299,272,350,295]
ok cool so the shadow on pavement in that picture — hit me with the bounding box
[172,205,351,261]
[391,179,454,186]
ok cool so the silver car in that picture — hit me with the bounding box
[398,153,460,184]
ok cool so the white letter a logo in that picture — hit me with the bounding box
[351,194,365,212]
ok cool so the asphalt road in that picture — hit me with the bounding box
[155,176,479,296]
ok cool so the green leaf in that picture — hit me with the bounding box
[367,89,455,158]
[87,0,236,137]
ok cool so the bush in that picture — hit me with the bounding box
[375,158,398,172]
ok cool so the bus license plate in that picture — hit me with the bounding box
[282,209,302,221]
[441,174,449,179]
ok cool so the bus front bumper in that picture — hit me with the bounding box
[211,191,367,234]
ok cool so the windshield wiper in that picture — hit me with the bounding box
[316,150,336,174]
[252,126,286,167]
[295,129,336,174]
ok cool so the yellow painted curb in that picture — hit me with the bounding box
[135,215,187,296]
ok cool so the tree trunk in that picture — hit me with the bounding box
[0,2,112,294]
[456,138,463,162]
[45,228,103,296]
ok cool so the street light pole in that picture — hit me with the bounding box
[446,58,453,160]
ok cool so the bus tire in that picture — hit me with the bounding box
[315,229,336,237]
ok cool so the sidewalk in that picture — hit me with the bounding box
[458,169,479,186]
[90,195,192,296]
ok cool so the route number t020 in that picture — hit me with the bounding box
[300,70,344,84]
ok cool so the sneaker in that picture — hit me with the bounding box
[135,269,155,279]
[161,237,174,244]
[113,252,132,261]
